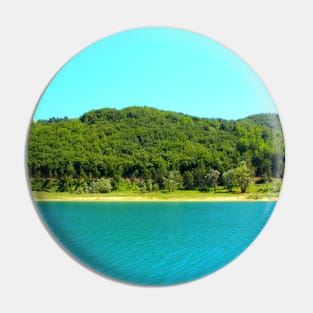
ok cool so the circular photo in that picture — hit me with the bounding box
[27,27,285,286]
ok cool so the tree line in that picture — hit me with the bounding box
[28,106,285,193]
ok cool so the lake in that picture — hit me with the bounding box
[37,201,275,285]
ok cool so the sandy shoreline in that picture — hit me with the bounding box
[34,196,277,202]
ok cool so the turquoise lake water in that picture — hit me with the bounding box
[37,201,275,285]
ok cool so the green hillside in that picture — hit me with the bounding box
[28,106,284,193]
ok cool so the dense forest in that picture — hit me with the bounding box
[28,106,285,193]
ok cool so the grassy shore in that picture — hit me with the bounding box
[33,184,279,202]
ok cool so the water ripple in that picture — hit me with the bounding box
[37,201,275,285]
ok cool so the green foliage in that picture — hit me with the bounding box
[222,169,236,192]
[28,107,285,193]
[262,159,272,192]
[164,170,183,192]
[193,161,207,189]
[75,182,89,194]
[89,178,112,193]
[146,179,153,192]
[183,171,194,190]
[141,182,147,193]
[235,161,251,193]
[205,169,220,192]
[272,179,282,193]
[152,183,159,191]
[240,113,283,131]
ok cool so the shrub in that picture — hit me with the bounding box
[89,178,112,193]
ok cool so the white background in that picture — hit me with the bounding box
[1,1,312,312]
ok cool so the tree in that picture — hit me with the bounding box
[235,161,251,193]
[146,179,153,192]
[141,182,147,192]
[152,182,159,191]
[263,159,272,192]
[183,171,194,190]
[193,161,207,189]
[165,170,182,192]
[205,169,220,192]
[223,169,236,192]
[98,178,112,193]
[75,181,89,194]
[89,178,112,193]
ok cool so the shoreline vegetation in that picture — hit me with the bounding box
[33,195,278,202]
[33,182,280,202]
[28,107,284,201]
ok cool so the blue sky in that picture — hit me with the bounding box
[34,27,277,120]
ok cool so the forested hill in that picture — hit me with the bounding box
[28,106,285,188]
[239,113,283,131]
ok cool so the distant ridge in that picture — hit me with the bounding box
[36,106,278,124]
[239,113,282,130]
